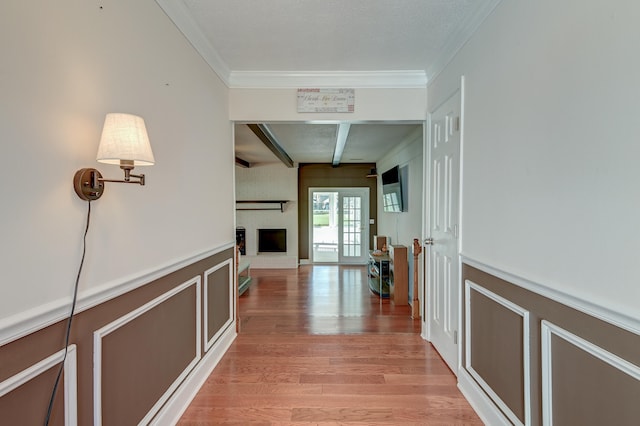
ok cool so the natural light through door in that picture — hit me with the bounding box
[340,195,362,258]
[310,188,369,264]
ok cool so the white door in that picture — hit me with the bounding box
[338,189,369,264]
[427,90,461,374]
[309,188,369,264]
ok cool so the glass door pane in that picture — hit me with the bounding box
[311,191,338,263]
[341,195,362,258]
[338,188,369,264]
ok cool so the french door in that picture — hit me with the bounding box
[309,188,369,264]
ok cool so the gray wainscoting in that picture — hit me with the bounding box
[462,264,640,426]
[0,247,234,425]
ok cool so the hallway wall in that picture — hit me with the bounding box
[429,0,639,326]
[376,127,424,308]
[428,0,640,424]
[0,0,235,424]
[376,127,423,248]
[1,0,233,338]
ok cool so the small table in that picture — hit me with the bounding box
[238,258,252,295]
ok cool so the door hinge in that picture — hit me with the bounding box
[455,116,461,132]
[453,224,458,238]
[454,330,458,344]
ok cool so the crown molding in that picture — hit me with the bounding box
[426,0,503,82]
[228,70,427,89]
[155,0,231,85]
[157,1,473,89]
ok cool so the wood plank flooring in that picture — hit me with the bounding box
[178,265,481,425]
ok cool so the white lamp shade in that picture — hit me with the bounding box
[96,113,155,166]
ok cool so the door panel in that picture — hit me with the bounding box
[341,195,361,257]
[339,190,369,264]
[427,91,461,374]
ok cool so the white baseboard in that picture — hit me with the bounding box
[458,368,510,426]
[151,324,237,425]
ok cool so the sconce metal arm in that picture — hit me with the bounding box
[73,164,146,201]
[98,175,146,185]
[96,160,145,185]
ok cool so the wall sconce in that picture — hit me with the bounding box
[74,113,155,201]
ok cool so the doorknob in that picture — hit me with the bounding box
[424,238,434,246]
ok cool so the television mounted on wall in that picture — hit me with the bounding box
[381,166,404,213]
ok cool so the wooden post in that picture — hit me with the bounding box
[235,245,241,333]
[411,238,422,319]
[389,245,408,306]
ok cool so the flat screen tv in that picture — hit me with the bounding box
[258,228,287,253]
[382,166,403,213]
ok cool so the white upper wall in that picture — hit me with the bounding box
[377,128,424,248]
[235,163,298,268]
[0,0,233,334]
[229,88,426,122]
[429,0,640,322]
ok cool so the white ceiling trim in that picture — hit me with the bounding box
[426,0,503,82]
[228,70,428,89]
[155,0,231,85]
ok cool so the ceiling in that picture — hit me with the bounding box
[234,122,422,166]
[156,0,501,166]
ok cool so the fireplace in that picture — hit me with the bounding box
[258,228,287,253]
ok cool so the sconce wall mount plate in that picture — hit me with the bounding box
[74,168,105,201]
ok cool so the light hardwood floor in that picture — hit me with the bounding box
[178,265,482,425]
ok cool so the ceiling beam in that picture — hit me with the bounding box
[235,157,250,168]
[332,123,351,166]
[246,123,294,168]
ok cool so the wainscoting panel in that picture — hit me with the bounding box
[0,245,235,426]
[94,278,201,425]
[461,263,640,426]
[204,259,233,351]
[465,281,530,426]
[0,345,77,425]
[541,321,640,425]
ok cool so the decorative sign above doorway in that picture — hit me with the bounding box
[297,88,355,113]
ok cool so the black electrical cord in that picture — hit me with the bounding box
[44,201,91,426]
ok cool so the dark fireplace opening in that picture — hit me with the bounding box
[258,228,287,253]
